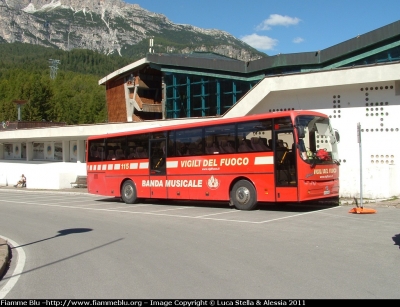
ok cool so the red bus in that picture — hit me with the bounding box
[86,111,340,210]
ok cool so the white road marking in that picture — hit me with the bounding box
[195,210,238,218]
[256,206,340,223]
[0,191,343,224]
[0,198,341,224]
[146,206,193,213]
[75,202,154,209]
[102,206,135,210]
[0,236,26,299]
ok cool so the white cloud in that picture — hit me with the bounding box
[256,14,301,31]
[241,33,278,51]
[293,37,304,44]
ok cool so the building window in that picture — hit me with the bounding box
[164,73,257,119]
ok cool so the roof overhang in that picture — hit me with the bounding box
[98,57,149,85]
[0,118,220,143]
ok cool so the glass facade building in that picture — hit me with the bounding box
[164,72,259,118]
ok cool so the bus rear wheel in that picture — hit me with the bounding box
[121,180,137,204]
[230,180,257,210]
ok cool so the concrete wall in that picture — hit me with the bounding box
[0,161,87,189]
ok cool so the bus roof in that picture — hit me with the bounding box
[87,110,327,140]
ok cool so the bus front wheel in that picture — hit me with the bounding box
[230,180,257,210]
[121,180,137,204]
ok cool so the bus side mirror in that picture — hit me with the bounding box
[297,126,305,139]
[335,130,340,143]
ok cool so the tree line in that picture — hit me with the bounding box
[0,42,135,124]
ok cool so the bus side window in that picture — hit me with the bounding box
[175,141,182,156]
[90,145,99,161]
[97,147,105,160]
[128,147,136,159]
[107,149,115,160]
[219,139,234,153]
[115,149,125,160]
[251,137,270,152]
[188,141,203,155]
[183,143,191,156]
[135,147,147,158]
[238,139,253,152]
[164,140,175,157]
[260,137,271,150]
[205,141,219,154]
[141,141,149,158]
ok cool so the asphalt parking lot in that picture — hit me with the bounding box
[0,187,347,224]
[1,188,400,298]
[0,186,399,223]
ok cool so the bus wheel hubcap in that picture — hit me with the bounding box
[236,187,250,205]
[125,186,133,198]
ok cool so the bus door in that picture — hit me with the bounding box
[274,130,298,202]
[149,138,168,199]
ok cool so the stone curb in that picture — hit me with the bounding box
[0,238,10,279]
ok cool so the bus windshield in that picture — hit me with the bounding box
[295,115,339,165]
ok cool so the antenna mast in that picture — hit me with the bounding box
[49,59,61,79]
[149,36,154,54]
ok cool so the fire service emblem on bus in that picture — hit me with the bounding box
[207,176,220,190]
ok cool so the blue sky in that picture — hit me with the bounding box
[126,0,399,56]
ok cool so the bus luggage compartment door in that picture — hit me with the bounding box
[275,187,298,202]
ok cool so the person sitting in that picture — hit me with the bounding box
[14,174,26,188]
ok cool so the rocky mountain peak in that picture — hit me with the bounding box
[0,0,264,60]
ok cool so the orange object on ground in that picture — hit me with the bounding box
[348,198,376,214]
[348,207,376,214]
